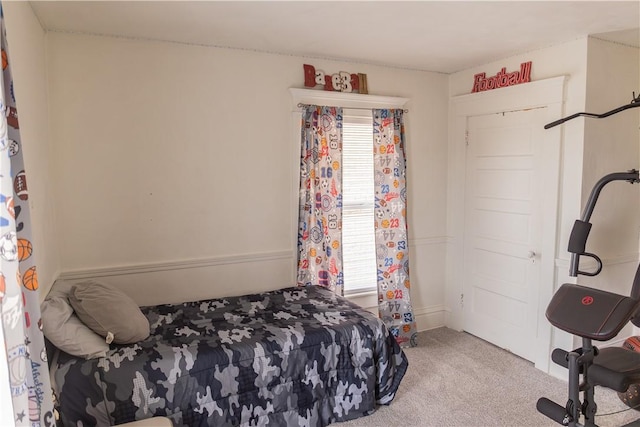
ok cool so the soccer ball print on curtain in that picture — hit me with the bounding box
[373,109,417,347]
[0,5,55,425]
[297,106,344,295]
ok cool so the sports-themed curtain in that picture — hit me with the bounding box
[0,5,55,426]
[296,105,416,347]
[373,109,417,347]
[296,106,344,295]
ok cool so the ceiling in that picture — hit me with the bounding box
[29,1,640,74]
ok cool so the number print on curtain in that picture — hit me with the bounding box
[297,106,344,295]
[0,5,55,425]
[373,109,417,347]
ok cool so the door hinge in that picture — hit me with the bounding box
[460,293,464,308]
[465,130,469,146]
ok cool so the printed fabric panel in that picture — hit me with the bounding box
[373,109,418,348]
[0,4,55,425]
[51,286,408,427]
[297,106,344,295]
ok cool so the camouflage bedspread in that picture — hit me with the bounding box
[51,286,408,426]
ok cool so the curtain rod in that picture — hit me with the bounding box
[297,103,408,113]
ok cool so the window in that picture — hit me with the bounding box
[342,111,377,294]
[290,88,409,300]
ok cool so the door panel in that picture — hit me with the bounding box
[463,108,544,362]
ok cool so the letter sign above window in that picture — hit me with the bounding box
[303,64,368,94]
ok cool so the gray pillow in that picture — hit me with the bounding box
[41,290,109,359]
[69,281,150,344]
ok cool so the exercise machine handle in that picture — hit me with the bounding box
[579,171,639,222]
[570,252,602,277]
[569,170,639,277]
[544,92,640,129]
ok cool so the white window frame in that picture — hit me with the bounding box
[341,110,377,295]
[290,88,409,309]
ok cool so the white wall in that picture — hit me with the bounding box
[576,37,640,342]
[45,32,450,328]
[448,37,640,374]
[0,3,57,424]
[449,37,639,296]
[581,37,639,271]
[448,38,589,375]
[3,2,60,300]
[8,11,637,340]
[450,38,589,256]
[448,39,589,334]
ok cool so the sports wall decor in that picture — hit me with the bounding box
[471,61,532,93]
[303,64,368,94]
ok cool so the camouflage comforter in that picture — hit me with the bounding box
[51,286,408,426]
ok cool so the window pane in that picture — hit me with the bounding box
[342,116,377,294]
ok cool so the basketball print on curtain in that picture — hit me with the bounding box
[297,105,344,295]
[0,4,55,425]
[373,109,417,347]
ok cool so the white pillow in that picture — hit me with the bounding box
[41,294,109,359]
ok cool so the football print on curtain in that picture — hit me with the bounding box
[0,4,55,425]
[373,109,417,347]
[297,106,344,295]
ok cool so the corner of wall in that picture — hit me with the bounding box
[2,1,62,302]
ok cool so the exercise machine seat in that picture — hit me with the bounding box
[538,282,640,425]
[545,283,640,394]
[546,283,640,341]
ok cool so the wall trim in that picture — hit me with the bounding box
[349,298,446,333]
[410,236,451,247]
[289,87,409,109]
[555,253,639,270]
[58,250,295,280]
[63,231,453,289]
[414,304,446,332]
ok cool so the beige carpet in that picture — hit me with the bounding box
[339,327,640,426]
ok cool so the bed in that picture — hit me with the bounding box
[49,285,408,426]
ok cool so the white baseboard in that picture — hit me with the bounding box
[346,291,446,333]
[414,305,446,332]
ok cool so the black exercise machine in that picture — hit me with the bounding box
[537,94,640,426]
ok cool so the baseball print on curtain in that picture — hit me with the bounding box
[297,106,344,295]
[0,5,55,426]
[373,109,417,347]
